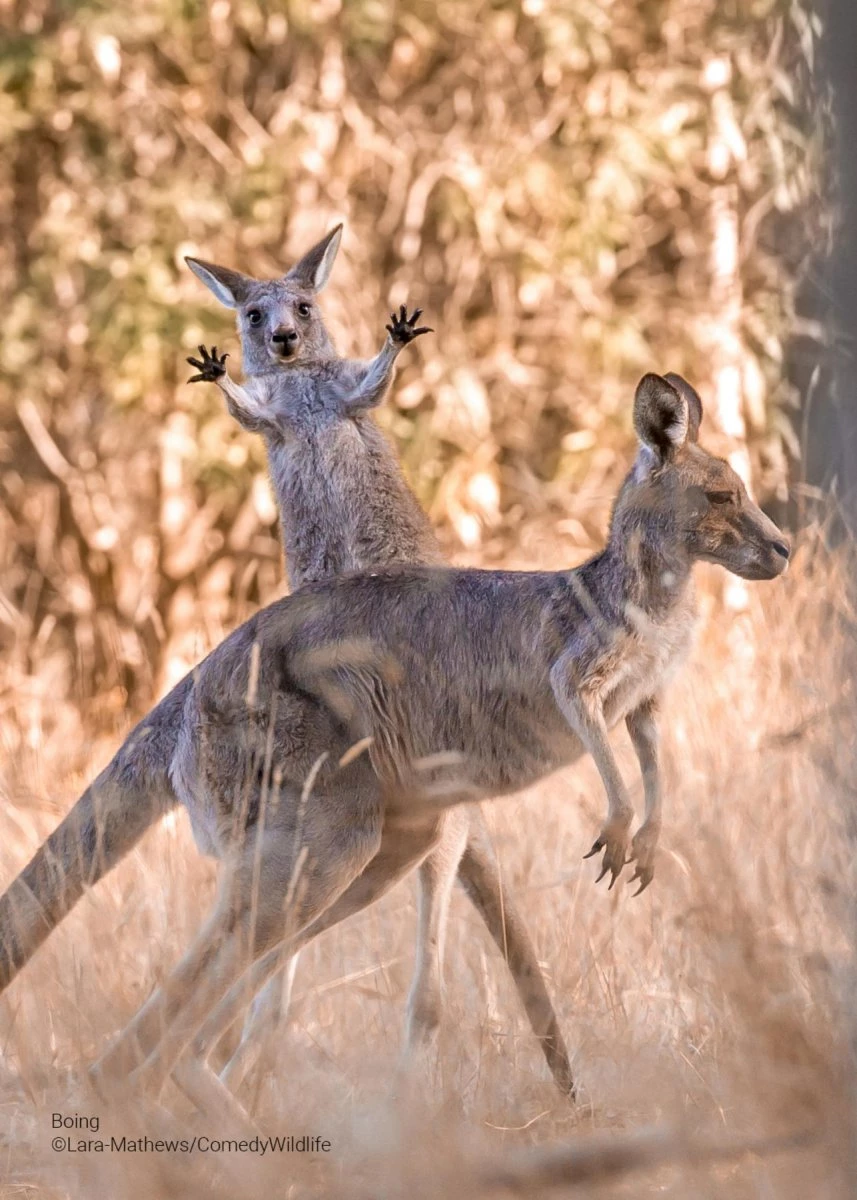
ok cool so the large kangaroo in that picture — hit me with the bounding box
[71,370,787,1097]
[182,225,572,1093]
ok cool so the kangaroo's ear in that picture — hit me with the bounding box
[663,373,703,442]
[284,224,343,293]
[185,258,255,309]
[633,374,689,459]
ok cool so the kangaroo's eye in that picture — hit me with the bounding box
[706,491,733,506]
[297,302,311,318]
[247,309,263,326]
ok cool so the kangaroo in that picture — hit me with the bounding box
[63,369,788,1098]
[181,226,573,1095]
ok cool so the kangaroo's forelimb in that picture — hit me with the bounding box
[216,371,273,434]
[550,652,635,889]
[345,307,430,412]
[625,700,661,895]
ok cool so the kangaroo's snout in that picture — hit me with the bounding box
[761,531,791,577]
[736,507,791,580]
[272,327,299,358]
[753,536,790,579]
[756,508,791,577]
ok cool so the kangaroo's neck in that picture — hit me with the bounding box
[265,416,442,590]
[595,503,695,623]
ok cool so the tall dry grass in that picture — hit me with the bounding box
[0,1,846,1194]
[0,521,854,1198]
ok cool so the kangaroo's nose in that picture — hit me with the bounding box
[771,538,790,561]
[272,329,298,346]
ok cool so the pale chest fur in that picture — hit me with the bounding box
[594,586,698,726]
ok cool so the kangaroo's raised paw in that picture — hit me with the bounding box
[583,816,631,890]
[386,304,433,345]
[187,344,229,383]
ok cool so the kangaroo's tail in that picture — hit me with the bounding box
[0,689,186,993]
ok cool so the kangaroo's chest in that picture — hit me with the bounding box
[597,596,697,726]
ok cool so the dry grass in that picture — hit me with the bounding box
[0,524,854,1198]
[0,2,842,1193]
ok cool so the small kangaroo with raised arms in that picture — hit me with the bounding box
[181,225,573,1096]
[71,367,789,1097]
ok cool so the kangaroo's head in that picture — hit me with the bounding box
[185,225,343,376]
[612,373,790,582]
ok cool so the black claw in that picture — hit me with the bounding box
[629,865,653,895]
[409,308,423,324]
[583,839,603,860]
[595,863,609,884]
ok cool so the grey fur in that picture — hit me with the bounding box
[0,353,789,1099]
[0,229,573,1099]
[79,369,789,1098]
[183,228,572,1095]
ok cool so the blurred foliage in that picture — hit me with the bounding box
[0,0,825,734]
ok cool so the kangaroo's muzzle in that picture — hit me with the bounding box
[272,329,299,358]
[737,533,791,580]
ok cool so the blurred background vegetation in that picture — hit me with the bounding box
[0,0,826,748]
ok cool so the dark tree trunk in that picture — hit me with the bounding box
[809,0,857,536]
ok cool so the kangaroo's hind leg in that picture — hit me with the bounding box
[213,806,574,1099]
[456,813,575,1097]
[93,768,384,1099]
[404,808,574,1097]
[402,807,469,1058]
[172,808,449,1106]
[216,953,299,1089]
[218,808,470,1091]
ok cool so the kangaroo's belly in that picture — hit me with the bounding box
[386,683,586,812]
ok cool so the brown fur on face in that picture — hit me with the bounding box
[185,225,343,375]
[613,374,790,583]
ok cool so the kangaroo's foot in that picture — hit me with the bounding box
[627,821,660,895]
[173,1059,260,1134]
[187,344,229,383]
[394,1031,443,1105]
[90,1024,150,1097]
[583,812,632,889]
[386,305,433,345]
